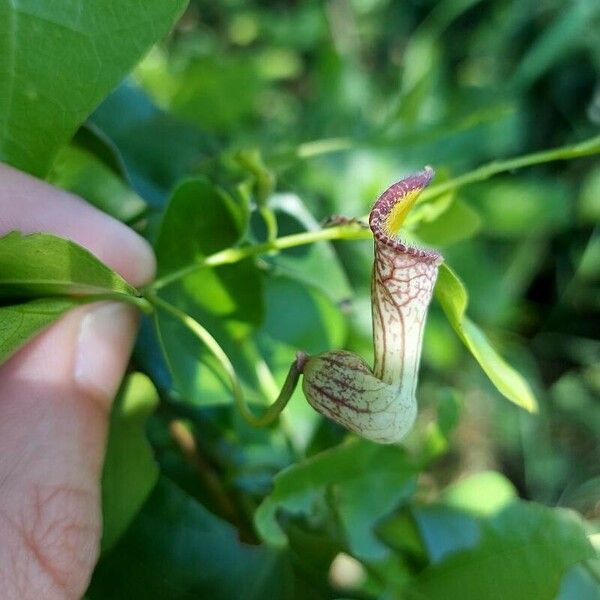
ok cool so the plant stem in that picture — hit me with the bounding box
[258,205,279,243]
[147,134,600,293]
[417,133,600,204]
[147,292,306,427]
[148,223,371,292]
[168,420,244,526]
[295,137,356,159]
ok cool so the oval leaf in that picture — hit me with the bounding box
[0,231,139,300]
[0,298,78,365]
[435,262,538,412]
[0,0,187,176]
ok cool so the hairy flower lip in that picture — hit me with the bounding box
[369,166,443,265]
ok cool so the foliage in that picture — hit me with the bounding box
[1,1,599,598]
[435,263,538,412]
[0,0,187,177]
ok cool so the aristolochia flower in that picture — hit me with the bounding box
[301,168,443,443]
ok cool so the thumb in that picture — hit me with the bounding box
[0,302,139,599]
[0,163,155,600]
[75,302,140,408]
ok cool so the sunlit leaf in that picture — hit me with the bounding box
[468,178,571,237]
[0,298,77,365]
[0,231,144,365]
[0,231,139,300]
[263,193,353,304]
[435,262,538,412]
[413,198,481,246]
[152,177,264,406]
[0,0,188,176]
[441,470,517,515]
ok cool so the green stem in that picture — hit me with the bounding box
[259,205,279,243]
[147,292,305,427]
[295,137,356,159]
[147,134,600,293]
[417,134,600,204]
[148,223,371,292]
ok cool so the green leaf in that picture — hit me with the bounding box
[48,144,147,224]
[378,473,596,600]
[0,298,78,365]
[264,194,353,304]
[578,166,600,225]
[419,389,462,463]
[511,0,599,89]
[89,477,292,600]
[153,286,264,408]
[0,0,188,177]
[91,83,215,208]
[255,439,417,559]
[155,177,248,275]
[154,178,259,334]
[408,503,595,600]
[153,177,264,407]
[441,470,517,515]
[101,373,159,553]
[336,454,416,561]
[412,198,481,247]
[0,231,139,301]
[262,274,347,354]
[0,232,146,365]
[73,122,130,180]
[435,262,538,412]
[253,274,349,449]
[156,55,263,134]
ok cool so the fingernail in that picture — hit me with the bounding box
[74,302,138,408]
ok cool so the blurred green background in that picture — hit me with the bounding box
[120,0,600,507]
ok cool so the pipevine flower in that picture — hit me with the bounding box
[301,167,443,443]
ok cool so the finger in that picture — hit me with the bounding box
[0,162,155,286]
[0,165,155,599]
[0,303,138,599]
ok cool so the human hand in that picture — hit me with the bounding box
[0,164,155,600]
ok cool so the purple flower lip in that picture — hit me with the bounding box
[369,166,442,265]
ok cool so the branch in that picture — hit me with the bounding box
[147,134,600,292]
[147,292,306,428]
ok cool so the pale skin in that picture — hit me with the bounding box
[0,164,156,600]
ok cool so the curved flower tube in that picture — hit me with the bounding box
[301,168,443,443]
